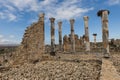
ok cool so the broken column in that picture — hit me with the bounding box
[49,18,55,55]
[70,19,75,53]
[97,10,110,58]
[93,33,97,48]
[63,35,69,51]
[58,21,62,51]
[83,16,90,52]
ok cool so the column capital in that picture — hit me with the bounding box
[97,10,110,17]
[93,33,97,36]
[83,16,89,21]
[58,21,62,26]
[49,17,55,22]
[70,19,75,24]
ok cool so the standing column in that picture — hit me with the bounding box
[70,19,75,53]
[58,21,62,51]
[93,33,97,48]
[97,10,110,58]
[49,18,55,55]
[83,16,90,52]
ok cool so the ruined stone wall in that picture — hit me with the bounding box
[63,34,84,52]
[20,20,44,54]
[21,21,44,53]
[11,14,45,64]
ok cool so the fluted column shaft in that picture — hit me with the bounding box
[58,21,62,51]
[50,18,55,53]
[83,16,90,52]
[70,19,75,53]
[102,11,109,54]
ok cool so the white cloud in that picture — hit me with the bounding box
[0,12,5,19]
[8,0,39,11]
[0,35,4,38]
[40,0,94,20]
[0,39,9,43]
[9,35,15,38]
[0,11,17,21]
[8,13,17,21]
[0,35,19,44]
[107,0,120,5]
[0,39,19,44]
[0,0,94,21]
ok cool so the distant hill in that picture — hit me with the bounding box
[0,44,20,48]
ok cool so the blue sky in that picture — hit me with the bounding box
[0,0,120,44]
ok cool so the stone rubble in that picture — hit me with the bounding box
[111,53,120,76]
[0,60,101,80]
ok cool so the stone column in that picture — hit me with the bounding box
[83,16,90,52]
[93,33,97,48]
[58,21,62,51]
[49,18,55,55]
[97,10,110,58]
[70,19,75,53]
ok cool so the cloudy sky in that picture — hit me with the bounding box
[0,0,120,44]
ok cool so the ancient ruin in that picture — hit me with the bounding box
[6,13,46,64]
[49,18,55,55]
[97,10,110,58]
[63,34,83,52]
[20,13,45,54]
[58,21,62,51]
[1,9,120,80]
[63,35,69,52]
[83,16,90,52]
[70,19,76,53]
[93,33,97,48]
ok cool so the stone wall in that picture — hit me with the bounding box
[11,13,45,64]
[63,34,85,52]
[20,14,44,54]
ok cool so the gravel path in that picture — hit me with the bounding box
[111,54,120,76]
[100,58,120,80]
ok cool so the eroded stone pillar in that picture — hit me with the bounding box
[39,13,45,21]
[93,33,97,48]
[63,35,69,52]
[38,13,45,53]
[97,10,110,58]
[70,19,75,53]
[58,21,62,51]
[49,18,55,55]
[83,16,90,52]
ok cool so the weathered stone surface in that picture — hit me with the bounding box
[111,53,120,76]
[49,18,56,55]
[70,19,75,53]
[63,35,70,52]
[83,16,90,52]
[97,10,110,57]
[0,59,101,80]
[58,21,63,51]
[10,13,45,64]
[100,58,120,80]
[63,34,85,52]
